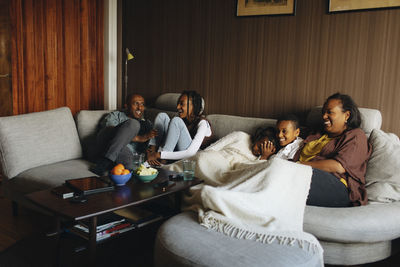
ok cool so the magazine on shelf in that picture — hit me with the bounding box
[113,206,163,228]
[69,207,164,242]
[96,223,137,241]
[71,221,136,242]
[71,212,135,241]
[76,212,127,233]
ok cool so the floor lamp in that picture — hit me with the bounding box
[124,48,134,101]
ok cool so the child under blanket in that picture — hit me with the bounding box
[251,114,304,161]
[162,132,322,264]
[164,126,301,186]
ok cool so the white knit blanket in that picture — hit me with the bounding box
[164,132,323,264]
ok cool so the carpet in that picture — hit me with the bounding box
[0,222,160,267]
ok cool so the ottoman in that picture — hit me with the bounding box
[154,212,323,267]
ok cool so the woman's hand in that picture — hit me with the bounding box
[301,159,346,174]
[132,129,158,143]
[259,141,276,160]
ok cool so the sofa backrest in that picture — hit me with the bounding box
[145,93,180,122]
[206,114,277,140]
[154,93,180,111]
[306,106,382,136]
[0,107,83,179]
[121,93,382,148]
[146,93,278,139]
[75,109,111,160]
[145,108,176,123]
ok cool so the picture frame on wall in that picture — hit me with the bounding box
[328,0,400,13]
[237,0,296,16]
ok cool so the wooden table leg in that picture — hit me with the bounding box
[88,216,97,266]
[53,216,61,267]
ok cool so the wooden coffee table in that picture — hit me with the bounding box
[26,168,202,266]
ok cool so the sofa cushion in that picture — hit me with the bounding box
[365,129,400,203]
[154,93,180,111]
[75,110,111,141]
[206,114,277,140]
[155,211,323,267]
[147,93,205,122]
[319,239,392,265]
[306,106,382,136]
[75,110,111,160]
[2,159,95,197]
[303,202,400,243]
[0,107,82,179]
[145,108,176,123]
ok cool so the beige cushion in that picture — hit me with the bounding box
[304,202,400,243]
[75,110,111,160]
[3,159,95,196]
[154,93,180,111]
[306,106,382,136]
[206,114,277,140]
[365,129,400,203]
[75,110,111,141]
[0,107,82,179]
[155,211,323,267]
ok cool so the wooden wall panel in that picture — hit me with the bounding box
[123,0,400,135]
[0,0,12,117]
[10,0,104,116]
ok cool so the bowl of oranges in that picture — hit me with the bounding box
[109,164,132,186]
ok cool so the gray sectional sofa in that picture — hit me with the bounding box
[1,93,400,266]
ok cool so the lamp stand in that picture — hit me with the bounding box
[124,58,128,102]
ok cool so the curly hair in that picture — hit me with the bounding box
[325,93,362,129]
[251,126,278,148]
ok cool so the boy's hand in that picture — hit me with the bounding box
[260,141,276,160]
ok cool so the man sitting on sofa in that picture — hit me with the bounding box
[90,93,157,175]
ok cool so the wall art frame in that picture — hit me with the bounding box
[237,0,296,16]
[328,0,400,13]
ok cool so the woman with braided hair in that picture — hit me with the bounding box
[147,90,213,165]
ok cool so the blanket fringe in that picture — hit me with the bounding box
[200,212,320,254]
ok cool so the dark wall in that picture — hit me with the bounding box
[123,0,400,135]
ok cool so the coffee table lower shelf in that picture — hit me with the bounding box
[26,172,203,267]
[66,201,176,245]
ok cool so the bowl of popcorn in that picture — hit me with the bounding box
[134,164,158,183]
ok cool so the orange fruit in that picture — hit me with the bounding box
[122,169,130,175]
[112,168,123,175]
[111,164,125,175]
[114,163,124,170]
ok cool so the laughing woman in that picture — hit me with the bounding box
[294,93,372,207]
[147,91,213,165]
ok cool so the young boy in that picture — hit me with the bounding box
[251,114,303,161]
[275,114,303,161]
